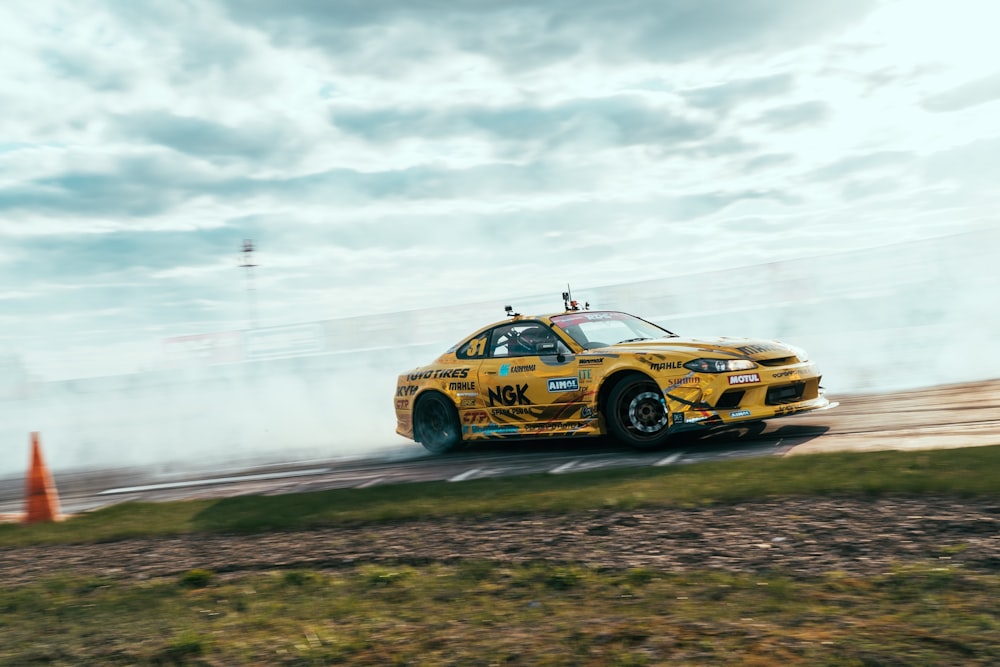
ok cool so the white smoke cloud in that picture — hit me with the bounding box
[1,227,993,478]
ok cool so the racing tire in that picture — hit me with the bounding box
[414,392,462,454]
[606,375,672,450]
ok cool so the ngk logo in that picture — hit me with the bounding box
[728,373,761,385]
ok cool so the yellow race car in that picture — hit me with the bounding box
[395,293,836,453]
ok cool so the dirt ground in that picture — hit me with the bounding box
[3,496,999,586]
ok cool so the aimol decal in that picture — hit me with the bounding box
[728,373,761,385]
[547,377,579,392]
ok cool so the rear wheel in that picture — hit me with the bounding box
[606,375,672,450]
[414,392,461,454]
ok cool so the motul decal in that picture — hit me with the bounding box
[728,373,761,385]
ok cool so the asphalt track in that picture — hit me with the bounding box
[1,380,999,520]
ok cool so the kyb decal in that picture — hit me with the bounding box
[728,373,761,385]
[547,377,579,392]
[397,385,418,397]
[487,384,531,406]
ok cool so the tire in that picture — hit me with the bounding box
[413,392,462,454]
[606,375,672,450]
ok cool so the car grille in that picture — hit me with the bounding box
[716,390,744,409]
[766,383,806,405]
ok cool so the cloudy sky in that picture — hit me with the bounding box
[2,0,998,380]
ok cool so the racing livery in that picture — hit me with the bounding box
[395,295,836,453]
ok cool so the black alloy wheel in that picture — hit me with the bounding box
[606,375,672,450]
[414,392,462,454]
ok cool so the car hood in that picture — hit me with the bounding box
[595,336,800,361]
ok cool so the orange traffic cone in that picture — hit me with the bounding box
[23,432,61,524]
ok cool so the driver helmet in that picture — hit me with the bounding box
[513,327,556,354]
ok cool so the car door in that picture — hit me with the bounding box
[477,321,583,434]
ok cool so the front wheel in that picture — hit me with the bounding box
[606,375,672,450]
[413,392,462,454]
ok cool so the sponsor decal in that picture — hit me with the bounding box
[491,406,534,417]
[547,377,580,392]
[649,361,685,371]
[456,392,477,397]
[460,398,477,408]
[525,421,581,432]
[578,369,592,380]
[774,405,801,415]
[772,370,797,379]
[672,413,685,425]
[728,373,761,385]
[448,381,476,391]
[487,384,531,406]
[462,411,489,424]
[470,424,519,435]
[685,415,710,423]
[407,368,471,381]
[579,357,605,366]
[397,385,418,397]
[500,363,536,376]
[395,399,410,410]
[581,406,595,419]
[736,343,786,356]
[729,410,752,418]
[664,376,700,389]
[553,312,630,326]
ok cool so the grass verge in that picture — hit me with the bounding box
[1,445,998,547]
[1,562,998,665]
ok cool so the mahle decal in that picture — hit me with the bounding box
[649,361,684,371]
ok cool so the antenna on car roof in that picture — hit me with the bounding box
[562,284,589,311]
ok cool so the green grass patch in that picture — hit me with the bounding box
[1,563,997,665]
[1,445,998,547]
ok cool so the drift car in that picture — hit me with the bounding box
[395,295,836,453]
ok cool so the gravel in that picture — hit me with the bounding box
[3,496,999,585]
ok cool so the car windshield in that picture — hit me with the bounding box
[550,312,675,350]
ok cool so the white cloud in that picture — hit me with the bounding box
[0,0,995,385]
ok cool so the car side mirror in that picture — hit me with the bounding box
[536,341,566,363]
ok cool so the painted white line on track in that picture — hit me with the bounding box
[654,452,683,467]
[99,468,332,495]
[550,460,579,474]
[355,477,384,489]
[448,468,483,483]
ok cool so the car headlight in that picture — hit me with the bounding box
[683,358,758,373]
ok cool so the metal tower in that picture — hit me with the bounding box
[240,239,258,329]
